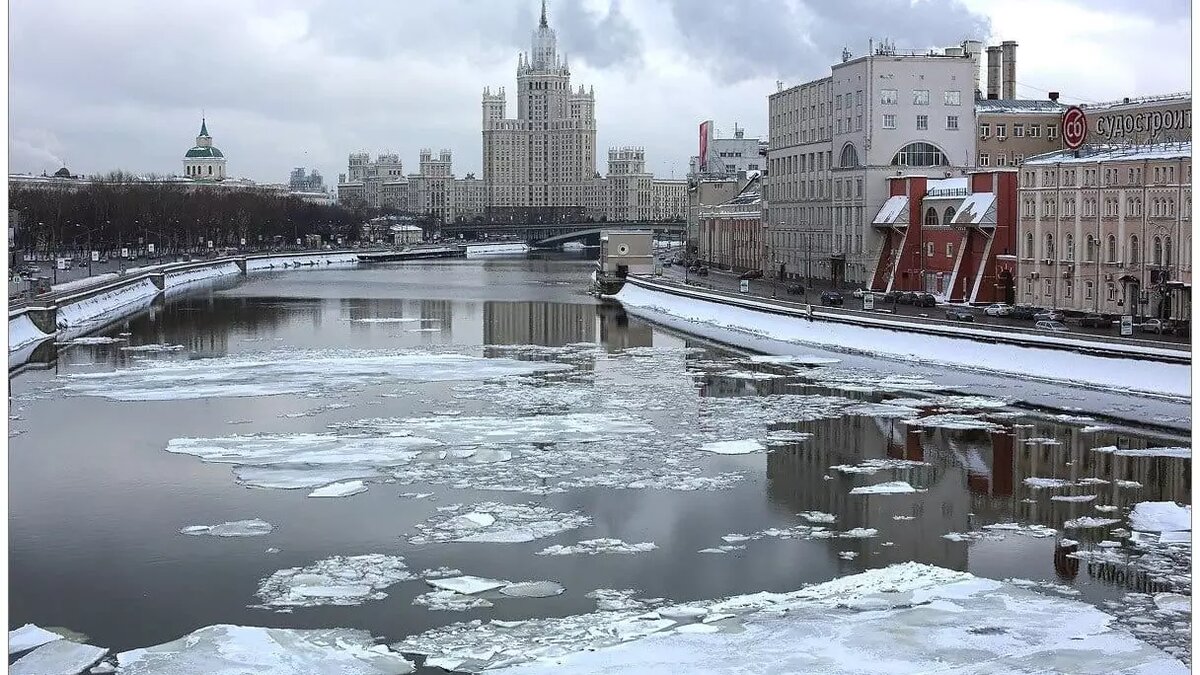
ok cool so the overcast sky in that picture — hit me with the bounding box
[9,0,1190,185]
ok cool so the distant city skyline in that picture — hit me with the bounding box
[9,0,1189,184]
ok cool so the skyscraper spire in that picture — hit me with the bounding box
[539,0,548,28]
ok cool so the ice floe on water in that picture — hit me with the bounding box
[798,511,837,524]
[63,349,575,401]
[115,625,413,674]
[1130,502,1191,533]
[119,343,186,353]
[179,519,274,537]
[429,576,508,595]
[10,639,108,675]
[1065,516,1121,529]
[9,623,63,654]
[253,554,416,611]
[1093,445,1191,458]
[902,413,1001,431]
[746,354,841,366]
[414,590,495,612]
[500,581,566,598]
[536,538,658,556]
[308,480,369,498]
[414,577,565,612]
[56,336,127,346]
[408,502,591,545]
[829,458,928,475]
[396,563,1186,674]
[700,439,765,455]
[849,481,920,495]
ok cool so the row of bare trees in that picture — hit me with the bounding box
[10,173,379,257]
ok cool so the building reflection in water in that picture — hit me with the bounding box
[484,301,597,347]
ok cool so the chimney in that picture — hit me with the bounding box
[1001,40,1017,100]
[961,40,983,99]
[986,46,1001,100]
[1048,91,1060,102]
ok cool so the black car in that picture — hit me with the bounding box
[820,291,844,306]
[882,290,902,302]
[913,292,937,308]
[945,309,975,322]
[786,284,805,295]
[738,270,764,280]
[695,267,709,276]
[1011,305,1041,320]
[1079,313,1108,328]
[897,292,918,305]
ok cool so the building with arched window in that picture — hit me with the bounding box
[182,118,226,181]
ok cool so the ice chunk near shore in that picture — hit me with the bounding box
[408,502,591,545]
[428,576,507,595]
[849,481,919,495]
[10,639,107,675]
[308,480,368,498]
[536,539,658,556]
[798,511,837,524]
[180,519,274,537]
[9,623,63,654]
[1130,502,1191,533]
[253,554,416,610]
[414,590,495,612]
[1065,517,1121,529]
[116,625,413,674]
[701,439,765,455]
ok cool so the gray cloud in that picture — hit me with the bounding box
[1072,0,1190,21]
[552,0,644,69]
[664,0,992,84]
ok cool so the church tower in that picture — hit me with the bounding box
[183,118,227,181]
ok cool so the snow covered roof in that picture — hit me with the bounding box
[925,177,968,197]
[976,99,1066,115]
[949,193,997,227]
[873,196,909,225]
[390,225,423,232]
[1080,92,1191,111]
[1025,142,1192,166]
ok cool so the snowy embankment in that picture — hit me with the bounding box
[164,261,241,288]
[466,243,530,257]
[55,278,161,330]
[245,252,359,271]
[8,313,51,350]
[612,279,1190,399]
[49,273,121,294]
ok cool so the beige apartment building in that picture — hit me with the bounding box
[1016,143,1191,320]
[977,99,1064,168]
[698,173,763,272]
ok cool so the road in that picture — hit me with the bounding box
[658,264,1189,345]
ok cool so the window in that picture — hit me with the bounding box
[1064,282,1073,298]
[1153,236,1163,265]
[997,124,1007,139]
[856,91,863,106]
[1014,153,1024,164]
[1129,235,1139,265]
[980,124,991,139]
[836,94,843,110]
[880,89,898,105]
[882,113,896,129]
[1024,279,1033,296]
[924,208,938,227]
[1086,235,1096,262]
[979,152,990,167]
[916,115,928,130]
[944,207,956,224]
[1045,278,1053,296]
[1029,125,1041,138]
[925,242,935,257]
[1085,281,1094,299]
[1044,233,1055,259]
[856,115,863,131]
[1165,237,1173,266]
[1065,233,1075,260]
[839,144,860,168]
[946,242,954,257]
[1106,283,1118,301]
[856,179,862,197]
[1025,232,1035,258]
[947,115,959,130]
[891,142,948,166]
[944,90,961,106]
[1048,125,1057,139]
[1014,124,1025,138]
[1107,235,1117,262]
[913,89,930,105]
[997,153,1007,167]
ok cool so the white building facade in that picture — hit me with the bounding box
[182,119,227,181]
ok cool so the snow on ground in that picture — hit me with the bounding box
[180,519,274,537]
[245,253,359,271]
[115,624,413,674]
[9,639,108,675]
[164,262,241,287]
[700,439,765,455]
[56,277,160,329]
[253,554,416,611]
[8,623,64,654]
[408,502,592,545]
[849,481,920,495]
[62,349,575,401]
[536,539,658,556]
[397,562,1186,674]
[8,314,52,351]
[1130,502,1191,533]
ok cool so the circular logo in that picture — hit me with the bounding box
[617,244,630,255]
[1062,106,1088,150]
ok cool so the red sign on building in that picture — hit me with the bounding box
[1062,106,1088,150]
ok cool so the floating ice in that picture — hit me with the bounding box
[64,349,574,401]
[536,539,658,556]
[763,430,812,443]
[1130,502,1191,533]
[806,370,942,393]
[798,511,837,524]
[1093,445,1191,458]
[1065,517,1121,529]
[253,554,416,610]
[700,439,765,455]
[1050,494,1097,502]
[179,519,274,537]
[903,413,1001,431]
[500,581,565,598]
[9,623,63,654]
[308,480,368,498]
[115,624,413,674]
[849,481,919,495]
[841,402,922,418]
[838,551,859,560]
[414,590,494,612]
[830,458,928,475]
[10,640,107,675]
[839,528,877,538]
[57,336,126,345]
[408,502,591,545]
[1154,593,1190,613]
[716,370,782,380]
[980,523,1058,538]
[119,344,186,353]
[1024,477,1072,489]
[746,354,841,366]
[1116,480,1144,489]
[428,576,507,595]
[347,317,427,324]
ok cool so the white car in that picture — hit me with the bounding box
[984,303,1013,317]
[1035,320,1069,332]
[851,288,868,299]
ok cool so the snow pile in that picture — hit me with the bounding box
[850,481,920,495]
[163,261,240,288]
[8,623,63,654]
[1065,517,1121,529]
[64,348,574,400]
[1093,445,1191,459]
[50,272,120,294]
[253,554,416,610]
[10,639,107,675]
[116,625,413,674]
[536,539,658,556]
[8,314,51,351]
[56,277,160,329]
[408,502,591,545]
[1130,502,1191,533]
[180,519,274,537]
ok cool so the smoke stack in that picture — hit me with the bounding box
[986,46,1001,100]
[961,40,983,99]
[1048,92,1059,102]
[1001,40,1017,100]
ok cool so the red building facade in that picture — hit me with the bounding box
[869,170,1018,303]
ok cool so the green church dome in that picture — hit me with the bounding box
[185,146,224,158]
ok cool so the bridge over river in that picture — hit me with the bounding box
[441,220,685,247]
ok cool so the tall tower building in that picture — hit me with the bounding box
[482,0,596,211]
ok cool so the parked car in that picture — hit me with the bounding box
[1173,321,1190,337]
[1078,313,1108,328]
[984,303,1014,317]
[786,284,805,295]
[851,288,867,299]
[897,292,918,305]
[1034,310,1064,322]
[662,261,672,268]
[1140,318,1172,334]
[913,292,937,307]
[945,309,975,322]
[1011,305,1041,320]
[820,291,844,306]
[695,266,709,277]
[738,270,764,280]
[1035,320,1069,332]
[882,290,902,303]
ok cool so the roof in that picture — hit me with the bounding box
[949,193,997,227]
[1024,142,1192,166]
[976,99,1065,115]
[1080,92,1191,112]
[872,196,909,225]
[925,177,968,197]
[199,118,210,137]
[185,146,224,158]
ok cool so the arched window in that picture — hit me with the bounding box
[1065,233,1075,261]
[839,143,860,168]
[1044,233,1055,259]
[943,207,956,224]
[1107,235,1117,262]
[1025,232,1034,259]
[924,208,938,227]
[1085,234,1096,262]
[1165,237,1173,266]
[1129,235,1140,266]
[1153,236,1163,265]
[890,142,948,167]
